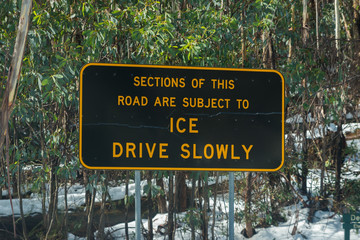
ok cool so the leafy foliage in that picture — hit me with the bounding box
[0,0,359,239]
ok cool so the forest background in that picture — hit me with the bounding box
[0,0,360,239]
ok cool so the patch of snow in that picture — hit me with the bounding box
[286,113,316,124]
[343,123,360,133]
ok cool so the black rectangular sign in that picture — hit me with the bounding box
[80,63,284,171]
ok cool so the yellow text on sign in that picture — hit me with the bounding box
[180,144,253,160]
[113,142,169,159]
[118,95,148,106]
[169,117,198,133]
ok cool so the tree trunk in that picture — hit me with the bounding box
[198,174,202,210]
[320,126,326,196]
[63,179,68,240]
[44,160,59,239]
[156,175,167,213]
[262,30,275,69]
[47,159,59,237]
[351,0,360,97]
[353,0,360,41]
[0,0,32,149]
[45,174,59,240]
[40,118,47,230]
[301,15,309,195]
[342,13,352,41]
[268,173,279,223]
[0,1,32,238]
[98,172,108,240]
[241,9,246,67]
[42,168,47,230]
[301,112,309,195]
[316,91,326,197]
[315,0,320,51]
[18,158,28,240]
[83,169,91,216]
[302,0,309,46]
[174,171,187,212]
[174,172,180,213]
[335,125,345,206]
[335,0,341,55]
[220,0,224,20]
[269,32,276,69]
[289,5,295,60]
[262,31,268,68]
[86,171,99,240]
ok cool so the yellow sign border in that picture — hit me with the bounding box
[79,63,285,172]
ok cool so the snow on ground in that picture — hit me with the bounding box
[3,162,359,240]
[286,110,360,124]
[0,179,149,217]
[255,208,355,240]
[301,139,360,196]
[65,196,360,240]
[2,125,360,239]
[69,155,360,240]
[0,198,43,217]
[0,174,228,217]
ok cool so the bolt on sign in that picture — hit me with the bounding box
[79,63,284,171]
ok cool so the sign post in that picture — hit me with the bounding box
[135,170,141,240]
[229,172,234,239]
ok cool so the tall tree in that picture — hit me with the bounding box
[301,0,310,195]
[0,0,32,238]
[335,0,341,55]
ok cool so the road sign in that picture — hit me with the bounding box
[343,211,360,240]
[79,63,284,171]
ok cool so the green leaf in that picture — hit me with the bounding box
[42,78,49,86]
[53,74,63,79]
[37,78,42,90]
[144,184,150,195]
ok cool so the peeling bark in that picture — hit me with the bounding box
[0,0,32,237]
